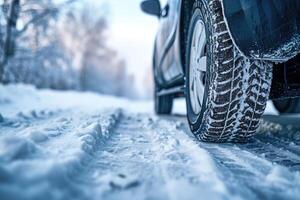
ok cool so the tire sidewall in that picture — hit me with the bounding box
[186,3,211,131]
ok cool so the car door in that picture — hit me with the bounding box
[155,0,181,85]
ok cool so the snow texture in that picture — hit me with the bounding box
[0,84,300,200]
[252,34,300,62]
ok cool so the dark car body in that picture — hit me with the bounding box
[223,0,300,61]
[152,0,300,99]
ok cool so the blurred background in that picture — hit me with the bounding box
[0,0,161,99]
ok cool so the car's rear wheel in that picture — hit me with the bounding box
[154,83,173,115]
[273,98,300,114]
[185,0,273,142]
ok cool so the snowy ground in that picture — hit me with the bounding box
[0,84,300,200]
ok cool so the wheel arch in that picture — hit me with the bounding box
[222,0,300,61]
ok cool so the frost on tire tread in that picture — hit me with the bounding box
[192,0,273,142]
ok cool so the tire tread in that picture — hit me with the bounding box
[188,0,273,143]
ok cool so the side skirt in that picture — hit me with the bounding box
[157,85,185,98]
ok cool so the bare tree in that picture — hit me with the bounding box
[0,0,20,82]
[0,0,137,97]
[62,5,137,97]
[0,0,75,83]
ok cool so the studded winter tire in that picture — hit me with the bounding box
[185,0,273,143]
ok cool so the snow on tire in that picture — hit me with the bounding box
[185,0,273,143]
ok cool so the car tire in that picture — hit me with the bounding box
[154,83,173,115]
[273,98,300,114]
[185,0,273,142]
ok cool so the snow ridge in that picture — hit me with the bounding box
[0,108,122,200]
[66,109,122,175]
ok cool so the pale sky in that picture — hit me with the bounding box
[104,0,159,96]
[57,0,161,96]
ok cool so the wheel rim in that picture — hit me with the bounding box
[189,19,207,115]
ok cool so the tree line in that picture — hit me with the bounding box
[0,0,136,98]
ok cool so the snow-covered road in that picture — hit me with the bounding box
[0,85,300,200]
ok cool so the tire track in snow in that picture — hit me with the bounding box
[71,113,232,200]
[0,108,122,200]
[71,113,300,200]
[1,102,300,200]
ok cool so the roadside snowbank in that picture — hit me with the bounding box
[0,84,152,117]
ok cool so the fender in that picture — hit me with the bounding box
[158,0,185,87]
[222,0,300,61]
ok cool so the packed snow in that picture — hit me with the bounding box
[0,84,299,200]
